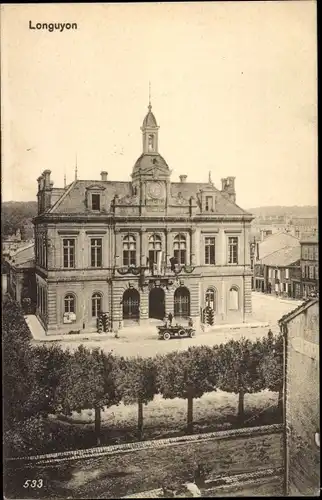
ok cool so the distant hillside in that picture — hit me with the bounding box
[248,206,318,218]
[2,201,37,240]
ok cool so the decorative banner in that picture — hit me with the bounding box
[290,337,319,360]
[184,265,195,274]
[129,267,140,275]
[117,267,129,275]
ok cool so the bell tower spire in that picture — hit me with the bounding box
[141,85,159,154]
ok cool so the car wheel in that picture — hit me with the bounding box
[189,329,196,338]
[178,329,186,337]
[163,331,171,340]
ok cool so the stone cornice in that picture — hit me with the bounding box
[34,213,253,225]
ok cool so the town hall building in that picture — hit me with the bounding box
[34,101,254,334]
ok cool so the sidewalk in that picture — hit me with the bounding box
[251,291,303,306]
[25,315,269,344]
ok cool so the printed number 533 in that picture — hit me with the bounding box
[23,479,43,488]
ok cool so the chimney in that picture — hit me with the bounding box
[43,170,51,188]
[101,171,108,181]
[221,176,236,203]
[179,175,187,183]
[37,176,43,192]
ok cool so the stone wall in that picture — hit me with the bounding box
[285,301,320,496]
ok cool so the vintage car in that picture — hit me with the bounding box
[157,324,196,340]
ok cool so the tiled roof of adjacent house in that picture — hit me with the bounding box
[261,245,301,267]
[278,298,319,326]
[10,243,34,268]
[257,232,300,260]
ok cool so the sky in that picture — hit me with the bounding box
[1,1,318,208]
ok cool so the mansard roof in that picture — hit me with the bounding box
[48,179,252,216]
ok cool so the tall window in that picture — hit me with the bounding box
[229,287,239,310]
[228,237,238,264]
[205,288,216,311]
[91,238,102,267]
[123,234,136,266]
[63,239,75,268]
[64,294,75,313]
[205,196,214,212]
[205,237,216,265]
[285,268,289,279]
[92,194,101,211]
[309,266,315,279]
[173,234,186,265]
[148,234,162,266]
[91,292,102,317]
[302,246,309,260]
[308,246,314,260]
[314,246,319,261]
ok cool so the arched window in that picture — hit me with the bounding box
[123,234,136,267]
[148,234,162,269]
[64,294,75,314]
[148,134,155,152]
[173,234,186,265]
[92,292,102,317]
[229,287,239,310]
[174,286,190,318]
[205,288,216,311]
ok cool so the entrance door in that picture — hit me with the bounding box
[149,287,165,319]
[123,289,140,321]
[174,286,190,318]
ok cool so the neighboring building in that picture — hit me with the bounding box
[253,233,300,295]
[6,243,36,312]
[290,216,318,239]
[279,299,319,496]
[33,102,254,335]
[263,246,301,298]
[300,234,319,298]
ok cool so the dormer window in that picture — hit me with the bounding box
[85,184,106,212]
[92,194,100,211]
[205,196,213,212]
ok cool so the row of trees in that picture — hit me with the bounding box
[2,201,37,239]
[3,295,283,455]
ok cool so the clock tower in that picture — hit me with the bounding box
[131,100,171,206]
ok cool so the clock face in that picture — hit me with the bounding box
[147,181,163,199]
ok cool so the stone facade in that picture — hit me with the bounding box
[33,103,254,334]
[280,299,320,496]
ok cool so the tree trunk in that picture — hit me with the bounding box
[238,390,245,422]
[138,399,144,440]
[94,405,101,446]
[277,387,283,416]
[187,394,194,434]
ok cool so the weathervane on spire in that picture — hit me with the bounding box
[64,169,67,188]
[148,81,152,110]
[208,171,213,185]
[75,153,78,181]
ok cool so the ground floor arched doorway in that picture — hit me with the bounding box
[149,287,165,319]
[174,286,190,318]
[122,288,140,321]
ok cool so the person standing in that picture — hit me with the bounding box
[168,312,173,326]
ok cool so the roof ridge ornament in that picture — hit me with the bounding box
[148,81,152,111]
